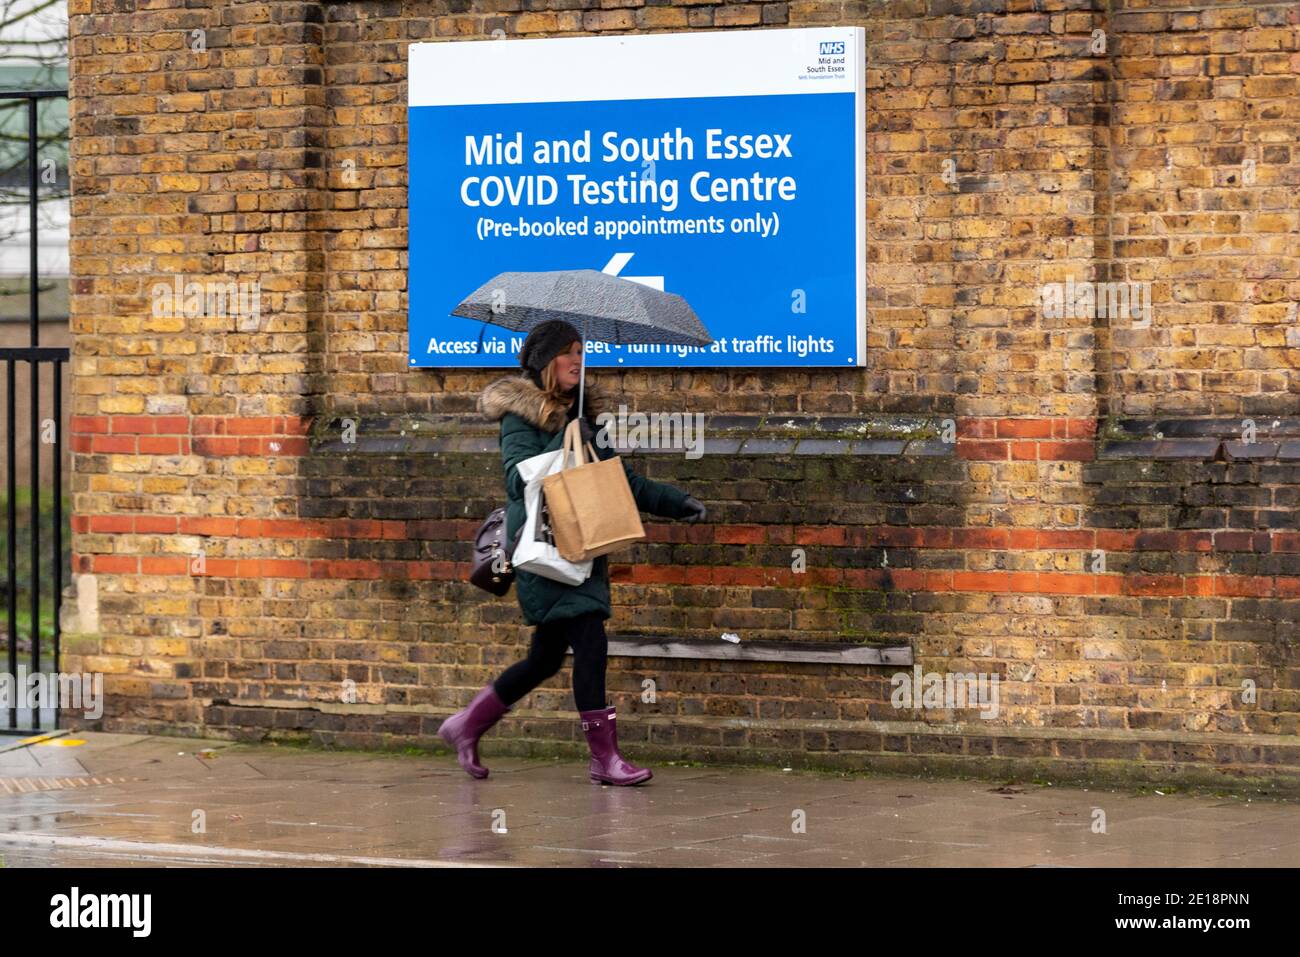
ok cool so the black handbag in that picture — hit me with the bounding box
[469,506,523,596]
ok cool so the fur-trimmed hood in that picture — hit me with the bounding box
[478,374,609,433]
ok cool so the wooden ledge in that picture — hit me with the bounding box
[596,636,913,666]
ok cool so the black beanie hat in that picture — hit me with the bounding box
[519,319,582,376]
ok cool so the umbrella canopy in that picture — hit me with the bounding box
[451,268,714,419]
[451,269,713,348]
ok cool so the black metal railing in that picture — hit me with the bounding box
[1,89,69,734]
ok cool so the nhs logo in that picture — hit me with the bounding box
[819,41,844,55]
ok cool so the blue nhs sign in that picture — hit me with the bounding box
[407,27,866,368]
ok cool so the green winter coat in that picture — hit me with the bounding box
[478,374,694,626]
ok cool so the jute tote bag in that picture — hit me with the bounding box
[542,419,646,562]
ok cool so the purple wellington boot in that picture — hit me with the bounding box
[438,683,510,779]
[580,706,652,786]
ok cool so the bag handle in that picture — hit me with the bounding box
[562,419,598,469]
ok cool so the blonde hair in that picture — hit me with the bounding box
[537,357,575,427]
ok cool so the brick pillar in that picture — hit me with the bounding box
[65,0,327,730]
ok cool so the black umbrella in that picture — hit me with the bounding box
[451,268,713,413]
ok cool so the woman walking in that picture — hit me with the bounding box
[438,320,707,785]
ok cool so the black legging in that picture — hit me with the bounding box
[492,612,608,712]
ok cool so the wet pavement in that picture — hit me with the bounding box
[1,731,1297,868]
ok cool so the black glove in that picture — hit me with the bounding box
[575,416,595,447]
[680,496,707,523]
